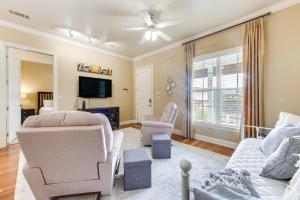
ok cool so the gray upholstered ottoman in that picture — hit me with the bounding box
[123,148,152,191]
[151,133,171,159]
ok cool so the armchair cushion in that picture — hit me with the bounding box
[17,126,107,184]
[95,113,114,153]
[160,102,177,123]
[23,111,114,153]
[142,121,174,128]
[23,111,101,127]
[144,115,161,121]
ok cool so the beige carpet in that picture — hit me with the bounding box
[14,127,229,200]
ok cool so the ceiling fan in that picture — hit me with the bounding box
[124,10,180,44]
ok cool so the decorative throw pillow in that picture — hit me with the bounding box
[282,154,300,200]
[260,125,300,156]
[275,112,300,128]
[43,100,53,107]
[261,137,300,180]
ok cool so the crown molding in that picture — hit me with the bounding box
[0,19,132,61]
[132,0,300,61]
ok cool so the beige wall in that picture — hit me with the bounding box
[264,4,300,127]
[134,4,300,143]
[21,61,53,112]
[0,26,134,122]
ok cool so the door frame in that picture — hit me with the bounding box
[135,64,154,123]
[0,41,58,147]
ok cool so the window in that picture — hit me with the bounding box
[193,47,243,129]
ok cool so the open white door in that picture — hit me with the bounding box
[7,48,21,144]
[136,65,153,123]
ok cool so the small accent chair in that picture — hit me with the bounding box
[17,111,123,200]
[141,102,178,145]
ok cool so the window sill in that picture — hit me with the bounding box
[193,121,239,133]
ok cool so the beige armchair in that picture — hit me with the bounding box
[17,111,123,200]
[141,102,178,145]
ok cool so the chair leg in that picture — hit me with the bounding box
[96,192,102,200]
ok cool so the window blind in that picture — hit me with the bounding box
[193,48,243,129]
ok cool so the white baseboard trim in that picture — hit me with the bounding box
[173,129,184,136]
[194,134,238,149]
[172,129,238,149]
[120,119,137,126]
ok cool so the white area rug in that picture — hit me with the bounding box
[14,128,229,200]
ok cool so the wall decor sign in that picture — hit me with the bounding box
[77,63,112,76]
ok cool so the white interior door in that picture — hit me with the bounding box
[136,65,153,122]
[7,48,21,144]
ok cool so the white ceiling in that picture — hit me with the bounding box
[0,0,283,58]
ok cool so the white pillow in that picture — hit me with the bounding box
[275,112,300,128]
[282,154,300,200]
[260,125,300,156]
[43,100,53,108]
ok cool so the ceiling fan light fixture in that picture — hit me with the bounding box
[105,42,117,48]
[151,30,158,41]
[145,30,152,41]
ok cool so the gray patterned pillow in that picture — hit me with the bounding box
[261,136,300,180]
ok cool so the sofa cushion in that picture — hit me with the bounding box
[261,137,300,180]
[282,154,300,200]
[260,125,300,156]
[226,138,288,200]
[275,112,300,128]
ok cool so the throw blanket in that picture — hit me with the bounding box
[193,168,259,200]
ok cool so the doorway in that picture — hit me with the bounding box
[0,43,57,146]
[136,65,153,123]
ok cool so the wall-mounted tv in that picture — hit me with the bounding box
[79,76,112,98]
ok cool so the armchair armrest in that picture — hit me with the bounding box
[141,121,174,128]
[244,125,273,139]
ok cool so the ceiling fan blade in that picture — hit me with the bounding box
[156,19,180,29]
[144,10,153,26]
[157,30,172,42]
[123,27,146,31]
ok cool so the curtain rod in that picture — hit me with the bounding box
[182,12,271,45]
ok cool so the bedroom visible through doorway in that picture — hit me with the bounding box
[6,48,54,144]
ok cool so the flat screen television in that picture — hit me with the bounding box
[79,76,112,98]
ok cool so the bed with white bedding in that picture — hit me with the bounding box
[37,91,53,114]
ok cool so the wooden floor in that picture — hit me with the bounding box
[0,124,234,200]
